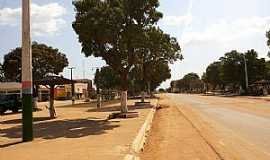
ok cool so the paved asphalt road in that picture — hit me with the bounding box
[168,94,270,159]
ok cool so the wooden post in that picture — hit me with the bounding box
[49,85,56,118]
[22,0,33,142]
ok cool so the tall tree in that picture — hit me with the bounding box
[219,49,267,91]
[266,61,270,80]
[138,27,182,93]
[174,73,203,93]
[205,61,223,89]
[219,50,243,87]
[73,0,181,112]
[2,42,69,82]
[244,49,267,83]
[148,61,172,91]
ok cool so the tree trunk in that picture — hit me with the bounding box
[97,93,101,109]
[120,91,128,113]
[141,91,145,103]
[120,73,128,113]
[49,85,56,118]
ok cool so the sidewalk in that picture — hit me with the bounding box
[37,99,87,108]
[0,99,157,160]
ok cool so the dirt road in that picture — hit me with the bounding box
[140,94,270,160]
[140,98,221,160]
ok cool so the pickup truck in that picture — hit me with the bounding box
[0,94,22,114]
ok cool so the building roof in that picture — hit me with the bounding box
[35,76,74,86]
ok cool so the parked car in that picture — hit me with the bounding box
[0,94,22,114]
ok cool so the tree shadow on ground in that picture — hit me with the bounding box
[87,104,153,113]
[0,108,42,116]
[0,117,52,125]
[0,118,120,145]
[56,100,120,109]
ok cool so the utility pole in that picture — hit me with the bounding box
[243,55,249,91]
[68,67,75,105]
[22,0,33,142]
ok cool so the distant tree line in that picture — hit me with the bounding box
[170,73,204,93]
[171,29,270,95]
[203,49,270,92]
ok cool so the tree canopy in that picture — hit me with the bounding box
[201,49,268,92]
[72,0,181,91]
[137,27,182,91]
[171,72,204,93]
[219,50,243,86]
[132,60,172,91]
[182,73,200,82]
[2,42,69,82]
[205,61,223,89]
[73,0,182,112]
[219,49,267,88]
[94,66,121,90]
[73,0,164,89]
[95,62,171,94]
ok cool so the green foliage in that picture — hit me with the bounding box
[2,42,69,82]
[134,61,172,91]
[266,61,270,79]
[0,63,5,82]
[244,49,267,83]
[142,27,182,64]
[73,0,163,90]
[96,61,171,94]
[135,27,182,90]
[182,72,200,81]
[203,49,268,91]
[219,50,243,86]
[172,73,204,93]
[73,0,181,92]
[219,49,267,88]
[94,66,121,90]
[205,61,223,89]
[158,88,166,92]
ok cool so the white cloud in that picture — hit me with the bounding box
[0,7,21,26]
[161,15,192,27]
[0,3,66,36]
[181,16,270,46]
[161,0,193,27]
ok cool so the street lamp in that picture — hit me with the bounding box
[243,54,249,91]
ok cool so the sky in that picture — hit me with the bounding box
[0,0,270,88]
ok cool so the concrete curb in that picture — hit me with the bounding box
[124,102,158,160]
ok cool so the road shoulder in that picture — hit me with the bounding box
[140,98,222,160]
